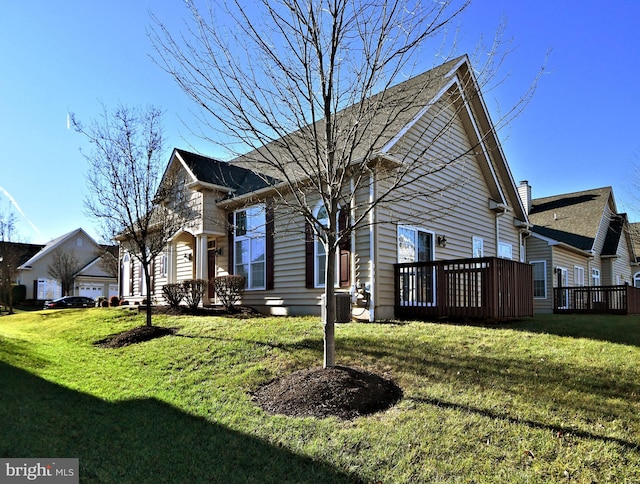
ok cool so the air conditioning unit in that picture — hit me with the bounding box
[321,292,352,323]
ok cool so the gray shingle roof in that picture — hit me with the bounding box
[230,56,466,178]
[175,149,280,195]
[528,187,612,251]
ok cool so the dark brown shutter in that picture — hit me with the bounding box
[265,203,274,290]
[305,220,314,289]
[227,212,235,274]
[338,208,351,287]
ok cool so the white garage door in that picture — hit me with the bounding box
[79,284,104,298]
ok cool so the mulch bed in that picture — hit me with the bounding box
[94,325,177,348]
[252,366,403,420]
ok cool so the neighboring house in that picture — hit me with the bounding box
[16,228,118,301]
[521,183,638,313]
[629,222,640,285]
[121,56,531,320]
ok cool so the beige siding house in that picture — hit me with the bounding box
[16,228,118,302]
[521,184,637,313]
[122,56,531,319]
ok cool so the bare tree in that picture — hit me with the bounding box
[0,209,20,313]
[73,105,195,327]
[150,0,538,366]
[48,249,81,297]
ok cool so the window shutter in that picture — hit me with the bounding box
[305,220,314,289]
[150,259,155,296]
[338,208,351,287]
[227,212,235,274]
[129,259,133,295]
[266,203,274,290]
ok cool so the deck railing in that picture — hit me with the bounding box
[553,284,640,314]
[394,257,533,321]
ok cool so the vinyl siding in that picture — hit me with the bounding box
[372,99,524,319]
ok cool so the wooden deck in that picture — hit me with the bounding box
[394,257,533,321]
[553,284,640,315]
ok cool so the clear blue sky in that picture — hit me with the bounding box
[1,1,639,244]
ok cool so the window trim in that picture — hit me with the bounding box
[313,202,339,289]
[531,260,547,299]
[472,236,484,258]
[233,204,267,291]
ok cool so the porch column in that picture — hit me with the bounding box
[167,242,176,284]
[195,235,208,280]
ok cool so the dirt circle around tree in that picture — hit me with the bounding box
[252,365,403,420]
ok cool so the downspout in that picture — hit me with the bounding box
[369,172,376,322]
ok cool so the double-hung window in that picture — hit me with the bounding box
[531,261,546,299]
[234,205,266,290]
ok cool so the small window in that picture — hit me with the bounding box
[574,266,585,286]
[472,237,484,258]
[592,268,600,287]
[498,242,512,259]
[77,237,83,247]
[531,261,546,299]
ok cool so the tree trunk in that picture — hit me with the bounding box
[144,264,152,327]
[323,243,337,368]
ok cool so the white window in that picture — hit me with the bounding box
[498,242,513,259]
[313,203,340,288]
[398,226,433,263]
[398,226,435,306]
[574,266,585,286]
[634,272,640,288]
[531,261,546,299]
[38,278,61,300]
[160,254,168,277]
[122,253,131,297]
[77,237,83,247]
[234,205,266,290]
[592,268,600,287]
[472,237,484,258]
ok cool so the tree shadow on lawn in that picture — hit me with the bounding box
[506,313,640,348]
[0,362,359,484]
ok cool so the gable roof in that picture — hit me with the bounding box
[171,148,280,196]
[18,228,98,269]
[223,55,526,221]
[229,56,466,177]
[528,187,613,252]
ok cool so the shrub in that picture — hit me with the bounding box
[101,300,109,308]
[182,279,207,310]
[162,283,184,308]
[120,300,130,306]
[109,296,120,307]
[213,275,245,310]
[12,285,26,305]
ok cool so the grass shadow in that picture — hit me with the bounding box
[0,362,359,483]
[507,314,640,347]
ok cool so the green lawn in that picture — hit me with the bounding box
[1,309,639,483]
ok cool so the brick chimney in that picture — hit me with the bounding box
[518,180,532,215]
